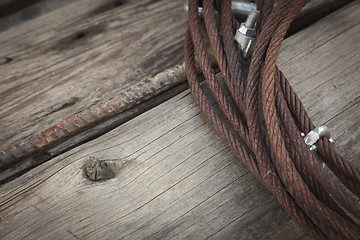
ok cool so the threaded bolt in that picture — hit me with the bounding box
[244,9,260,28]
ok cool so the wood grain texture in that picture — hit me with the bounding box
[0,0,188,150]
[286,0,353,36]
[0,0,40,17]
[0,0,354,157]
[1,2,359,239]
[0,0,74,32]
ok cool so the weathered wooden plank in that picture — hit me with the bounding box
[287,0,353,36]
[0,0,352,32]
[0,0,188,151]
[0,0,354,158]
[0,0,40,17]
[1,2,359,239]
[0,0,74,32]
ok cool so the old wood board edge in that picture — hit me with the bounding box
[0,62,188,183]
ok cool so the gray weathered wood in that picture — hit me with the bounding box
[0,0,354,155]
[0,0,74,32]
[0,0,39,17]
[0,0,188,150]
[1,2,359,239]
[287,0,353,35]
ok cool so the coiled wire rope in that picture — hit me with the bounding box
[184,0,360,239]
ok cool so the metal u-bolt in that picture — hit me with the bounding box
[234,9,260,61]
[301,125,335,167]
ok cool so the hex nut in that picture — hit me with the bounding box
[235,28,256,59]
[238,23,256,37]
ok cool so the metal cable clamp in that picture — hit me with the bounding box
[301,126,335,166]
[184,1,259,63]
[234,9,260,63]
[184,1,257,19]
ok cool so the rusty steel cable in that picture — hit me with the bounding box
[184,0,360,239]
[0,0,357,237]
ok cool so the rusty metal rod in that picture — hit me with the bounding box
[0,64,186,180]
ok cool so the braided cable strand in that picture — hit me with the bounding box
[274,68,356,224]
[185,0,360,239]
[261,0,360,237]
[187,0,326,239]
[185,6,326,239]
[278,68,360,197]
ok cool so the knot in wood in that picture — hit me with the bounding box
[84,157,114,181]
